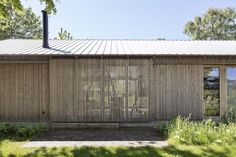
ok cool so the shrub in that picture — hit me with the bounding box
[0,123,48,140]
[161,116,236,145]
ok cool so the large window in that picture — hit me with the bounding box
[203,67,220,116]
[227,67,236,117]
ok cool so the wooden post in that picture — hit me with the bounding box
[149,58,155,121]
[125,58,129,121]
[100,57,105,121]
[220,66,227,118]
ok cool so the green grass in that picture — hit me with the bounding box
[0,140,236,157]
[1,119,236,157]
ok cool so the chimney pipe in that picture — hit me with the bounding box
[41,10,49,48]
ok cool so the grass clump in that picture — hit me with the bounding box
[0,123,48,140]
[160,116,236,145]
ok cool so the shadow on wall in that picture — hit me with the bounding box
[1,145,233,157]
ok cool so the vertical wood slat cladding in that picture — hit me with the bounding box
[103,59,126,122]
[0,57,231,123]
[50,59,103,122]
[50,59,150,122]
[0,64,49,121]
[0,60,205,122]
[50,59,74,122]
[154,64,203,120]
[81,59,101,122]
[128,59,150,122]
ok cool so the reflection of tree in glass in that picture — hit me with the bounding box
[227,67,236,121]
[204,68,220,116]
[83,66,101,116]
[102,65,126,121]
[85,81,100,107]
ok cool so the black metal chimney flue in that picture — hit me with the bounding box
[41,10,49,48]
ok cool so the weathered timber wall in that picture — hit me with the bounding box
[0,64,49,121]
[154,64,203,120]
[50,59,151,122]
[0,56,234,122]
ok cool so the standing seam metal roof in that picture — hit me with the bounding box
[0,39,236,56]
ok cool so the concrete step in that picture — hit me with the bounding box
[52,122,155,129]
[52,123,119,129]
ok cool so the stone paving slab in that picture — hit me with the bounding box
[23,141,168,147]
[23,128,168,148]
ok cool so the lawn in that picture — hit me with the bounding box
[1,117,236,157]
[1,140,236,157]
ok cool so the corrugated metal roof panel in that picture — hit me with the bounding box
[0,39,236,56]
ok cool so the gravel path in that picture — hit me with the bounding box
[23,128,168,148]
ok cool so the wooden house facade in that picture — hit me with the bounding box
[0,39,236,125]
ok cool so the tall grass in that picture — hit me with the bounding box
[161,116,236,145]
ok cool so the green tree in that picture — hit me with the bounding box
[184,8,236,40]
[0,8,42,40]
[203,68,220,116]
[55,28,73,40]
[0,0,57,19]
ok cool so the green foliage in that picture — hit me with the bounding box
[228,106,236,122]
[55,28,73,40]
[0,8,42,40]
[39,0,57,14]
[162,116,236,145]
[0,123,48,140]
[0,0,57,19]
[226,76,236,123]
[184,7,236,40]
[223,106,236,123]
[158,123,169,137]
[203,67,220,116]
[0,0,23,19]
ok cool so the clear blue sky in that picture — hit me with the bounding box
[22,0,236,40]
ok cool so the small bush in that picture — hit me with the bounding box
[158,123,169,137]
[161,116,236,145]
[0,123,48,140]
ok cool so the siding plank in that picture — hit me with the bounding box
[154,64,203,120]
[0,63,49,122]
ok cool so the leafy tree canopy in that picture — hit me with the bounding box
[184,7,236,40]
[0,7,42,40]
[0,0,57,19]
[55,28,73,40]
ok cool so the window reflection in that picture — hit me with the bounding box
[227,67,236,119]
[82,60,101,121]
[104,61,126,122]
[204,67,220,116]
[128,61,149,121]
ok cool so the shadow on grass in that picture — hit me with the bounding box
[2,144,233,157]
[201,146,231,157]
